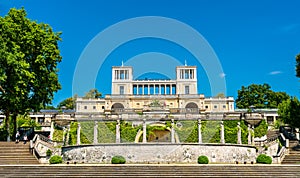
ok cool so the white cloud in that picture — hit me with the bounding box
[219,73,226,78]
[269,71,282,75]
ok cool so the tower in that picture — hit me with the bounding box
[111,66,133,95]
[176,66,197,95]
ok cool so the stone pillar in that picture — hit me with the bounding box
[143,119,147,143]
[248,124,252,145]
[220,121,225,144]
[198,119,202,144]
[50,121,54,140]
[77,123,81,145]
[237,122,242,144]
[171,119,175,143]
[93,121,98,144]
[116,119,121,143]
[251,125,255,145]
[66,125,70,146]
[296,128,300,141]
[159,85,161,94]
[62,127,66,145]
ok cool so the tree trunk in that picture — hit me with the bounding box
[12,113,17,142]
[5,112,10,142]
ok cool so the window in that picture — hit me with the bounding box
[38,117,44,123]
[185,86,189,94]
[223,105,226,109]
[84,106,87,109]
[120,86,124,95]
[205,105,208,109]
[93,106,96,110]
[102,106,105,109]
[214,105,217,109]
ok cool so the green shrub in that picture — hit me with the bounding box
[256,154,272,164]
[46,149,52,157]
[198,155,209,164]
[49,155,63,164]
[111,155,126,164]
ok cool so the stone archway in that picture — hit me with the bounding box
[111,103,124,109]
[134,122,180,143]
[185,102,198,108]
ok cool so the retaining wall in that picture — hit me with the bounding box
[62,143,256,164]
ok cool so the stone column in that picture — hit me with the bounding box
[198,119,202,144]
[296,128,300,141]
[77,123,81,145]
[237,122,242,144]
[171,119,175,143]
[50,121,54,140]
[62,127,66,145]
[251,125,255,145]
[93,121,98,144]
[116,119,121,143]
[248,124,252,145]
[159,85,161,95]
[143,119,147,143]
[220,121,225,144]
[65,125,70,146]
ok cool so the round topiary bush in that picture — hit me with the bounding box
[256,154,272,164]
[198,155,209,164]
[49,155,63,164]
[111,155,126,164]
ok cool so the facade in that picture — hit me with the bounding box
[76,65,235,114]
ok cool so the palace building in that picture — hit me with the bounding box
[76,64,234,114]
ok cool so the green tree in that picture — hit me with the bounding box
[296,54,300,78]
[57,95,77,109]
[83,88,102,98]
[0,8,62,141]
[278,97,300,128]
[236,83,289,109]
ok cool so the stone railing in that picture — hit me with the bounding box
[273,133,289,163]
[32,134,61,163]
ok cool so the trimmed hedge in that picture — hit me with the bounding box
[198,155,209,164]
[49,155,63,164]
[256,154,272,164]
[111,155,126,164]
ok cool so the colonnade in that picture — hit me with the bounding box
[133,84,176,95]
[71,119,255,146]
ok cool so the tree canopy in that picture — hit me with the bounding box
[278,97,300,128]
[0,8,62,140]
[236,83,289,109]
[83,88,102,99]
[57,95,77,110]
[296,54,300,78]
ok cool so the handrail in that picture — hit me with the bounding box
[32,134,57,160]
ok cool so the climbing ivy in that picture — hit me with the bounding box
[65,119,267,145]
[120,121,141,142]
[254,119,268,138]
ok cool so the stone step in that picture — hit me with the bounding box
[0,141,38,165]
[0,165,299,177]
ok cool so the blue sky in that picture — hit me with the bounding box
[1,0,300,107]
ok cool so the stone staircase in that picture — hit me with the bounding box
[0,141,39,165]
[0,165,299,177]
[282,143,300,164]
